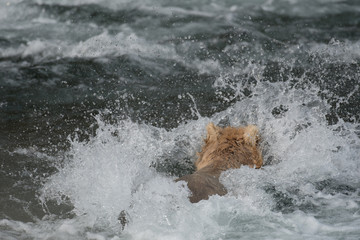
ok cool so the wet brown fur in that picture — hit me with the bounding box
[176,123,263,203]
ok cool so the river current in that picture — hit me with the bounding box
[1,0,360,239]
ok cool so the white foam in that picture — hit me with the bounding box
[309,39,360,64]
[0,39,64,63]
[1,89,358,239]
[67,30,178,61]
[0,27,223,75]
[260,0,360,17]
[34,80,360,239]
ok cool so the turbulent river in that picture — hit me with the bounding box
[1,0,360,239]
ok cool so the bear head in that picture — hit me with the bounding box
[195,122,263,174]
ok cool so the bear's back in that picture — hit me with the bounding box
[176,168,227,203]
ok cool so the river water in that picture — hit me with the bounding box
[1,0,360,239]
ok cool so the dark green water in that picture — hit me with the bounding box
[1,0,359,239]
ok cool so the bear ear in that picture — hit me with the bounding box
[206,122,219,142]
[243,125,259,147]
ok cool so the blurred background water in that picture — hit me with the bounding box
[0,0,359,239]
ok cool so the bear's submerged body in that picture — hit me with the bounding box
[177,123,263,203]
[176,166,227,203]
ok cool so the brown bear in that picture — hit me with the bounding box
[176,122,263,203]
